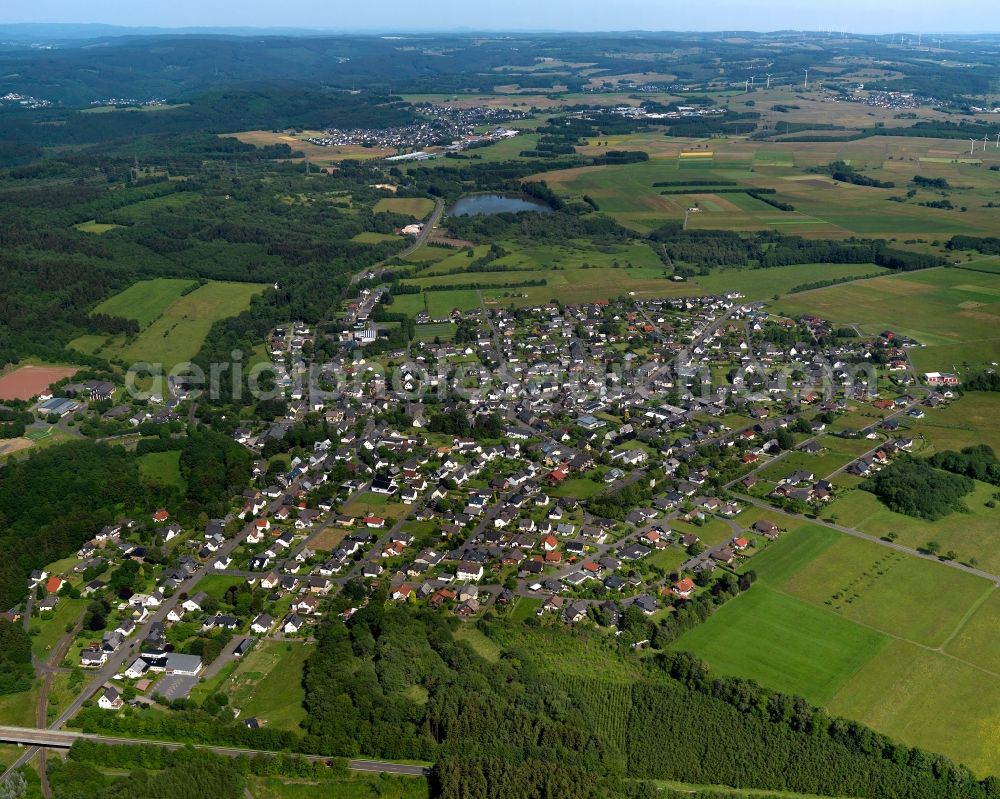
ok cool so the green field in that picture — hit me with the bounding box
[412,322,456,343]
[777,267,1000,373]
[824,479,1000,575]
[93,278,198,328]
[374,197,436,217]
[694,263,886,301]
[549,476,607,499]
[197,574,247,601]
[0,686,39,727]
[392,289,482,317]
[32,597,87,660]
[674,583,887,703]
[826,638,1000,779]
[210,641,311,731]
[138,450,185,489]
[73,219,123,234]
[97,281,264,369]
[674,521,1000,775]
[910,391,1000,456]
[352,231,401,244]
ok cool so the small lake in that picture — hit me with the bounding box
[447,194,553,217]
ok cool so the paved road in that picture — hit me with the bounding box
[0,726,430,777]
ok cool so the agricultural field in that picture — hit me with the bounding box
[412,322,456,343]
[693,263,886,301]
[374,197,436,217]
[227,129,393,161]
[352,231,401,244]
[776,267,1000,373]
[0,364,78,401]
[673,521,1000,775]
[674,581,887,703]
[911,392,1000,456]
[392,289,482,317]
[535,134,1000,237]
[92,278,198,328]
[824,479,1000,575]
[75,280,265,369]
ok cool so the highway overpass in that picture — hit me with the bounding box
[0,725,430,778]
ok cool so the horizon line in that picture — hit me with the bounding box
[2,22,999,37]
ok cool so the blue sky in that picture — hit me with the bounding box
[2,0,998,33]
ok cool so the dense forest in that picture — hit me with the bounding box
[0,441,145,609]
[0,148,410,368]
[928,445,1000,486]
[0,619,33,695]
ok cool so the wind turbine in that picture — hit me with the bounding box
[803,69,809,90]
[995,132,999,149]
[985,134,990,152]
[766,74,772,89]
[970,139,976,157]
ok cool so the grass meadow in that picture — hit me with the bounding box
[138,450,185,489]
[374,197,436,217]
[673,521,1000,775]
[80,280,264,369]
[92,278,198,328]
[777,267,1000,373]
